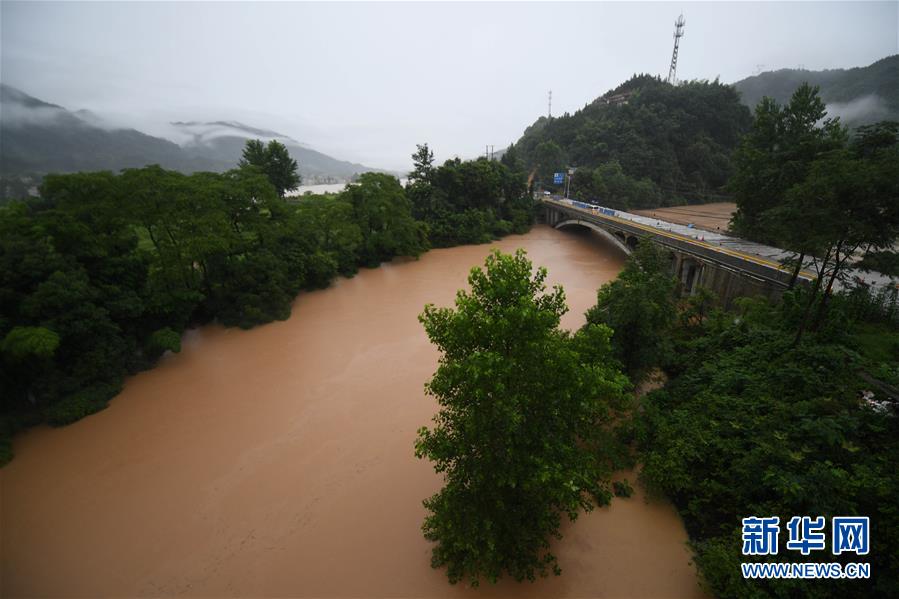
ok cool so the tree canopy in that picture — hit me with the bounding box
[515,76,752,208]
[406,146,534,247]
[730,83,847,241]
[585,241,677,378]
[638,292,899,598]
[239,139,301,197]
[416,250,629,586]
[730,84,899,341]
[0,164,451,463]
[0,144,537,464]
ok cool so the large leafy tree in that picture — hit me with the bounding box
[407,143,436,221]
[570,161,661,211]
[416,250,628,586]
[730,83,846,245]
[239,139,301,197]
[409,149,534,246]
[341,173,427,267]
[409,143,435,184]
[784,129,899,342]
[585,241,677,377]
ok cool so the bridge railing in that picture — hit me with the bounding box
[543,199,800,288]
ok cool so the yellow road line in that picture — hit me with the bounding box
[548,201,817,280]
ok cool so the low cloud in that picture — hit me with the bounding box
[826,94,890,124]
[0,102,72,129]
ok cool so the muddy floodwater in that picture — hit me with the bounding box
[1,225,706,598]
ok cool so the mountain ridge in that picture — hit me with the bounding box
[0,84,383,184]
[732,55,899,126]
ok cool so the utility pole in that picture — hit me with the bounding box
[667,14,686,85]
[548,90,552,118]
[564,167,574,199]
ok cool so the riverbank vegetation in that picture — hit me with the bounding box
[0,141,534,464]
[414,236,897,593]
[406,144,535,246]
[577,89,898,594]
[416,249,631,585]
[628,276,899,597]
[493,84,897,594]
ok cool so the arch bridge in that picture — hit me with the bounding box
[543,198,810,304]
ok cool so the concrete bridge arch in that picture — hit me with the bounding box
[554,219,633,256]
[545,201,792,306]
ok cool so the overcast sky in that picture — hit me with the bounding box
[2,1,897,171]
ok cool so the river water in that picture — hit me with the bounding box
[1,225,705,598]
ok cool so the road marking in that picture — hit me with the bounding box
[547,200,816,281]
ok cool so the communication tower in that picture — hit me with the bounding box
[548,90,552,118]
[667,14,686,84]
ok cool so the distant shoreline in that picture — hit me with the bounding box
[287,178,409,197]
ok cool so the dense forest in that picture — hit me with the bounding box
[582,241,899,598]
[0,141,534,464]
[729,84,899,313]
[406,144,535,246]
[580,85,898,596]
[511,75,753,209]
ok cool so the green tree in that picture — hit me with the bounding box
[405,144,534,246]
[637,296,899,599]
[341,173,427,266]
[500,142,524,173]
[292,195,362,277]
[407,143,436,221]
[409,143,435,184]
[239,139,301,197]
[785,142,899,342]
[514,76,751,204]
[532,140,566,187]
[415,250,628,586]
[585,242,677,377]
[730,84,845,257]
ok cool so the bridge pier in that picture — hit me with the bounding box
[693,259,784,306]
[544,202,793,307]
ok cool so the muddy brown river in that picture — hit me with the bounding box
[1,225,705,598]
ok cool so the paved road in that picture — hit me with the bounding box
[544,198,897,292]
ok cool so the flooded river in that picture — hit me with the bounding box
[1,225,705,598]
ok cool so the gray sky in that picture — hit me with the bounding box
[2,1,897,171]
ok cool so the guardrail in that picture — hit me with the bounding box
[542,198,807,288]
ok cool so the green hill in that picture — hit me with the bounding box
[733,55,899,127]
[0,84,188,175]
[0,85,383,189]
[513,75,752,209]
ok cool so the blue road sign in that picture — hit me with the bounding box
[553,172,564,185]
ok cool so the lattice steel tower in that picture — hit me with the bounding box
[667,14,686,84]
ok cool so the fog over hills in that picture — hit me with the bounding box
[0,84,384,182]
[732,55,899,127]
[3,52,896,189]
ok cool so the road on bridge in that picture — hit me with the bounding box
[543,197,896,293]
